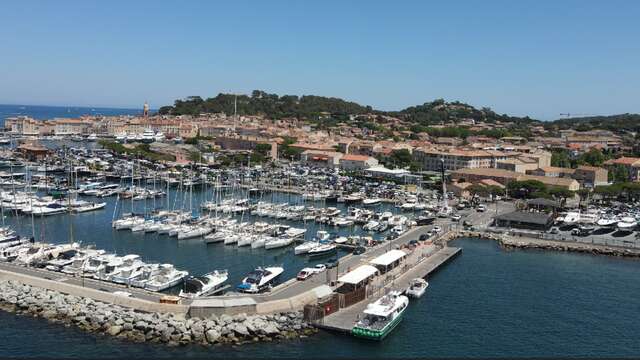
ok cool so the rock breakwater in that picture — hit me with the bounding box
[0,280,316,346]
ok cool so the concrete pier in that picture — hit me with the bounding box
[314,246,462,334]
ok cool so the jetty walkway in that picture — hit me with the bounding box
[312,246,461,333]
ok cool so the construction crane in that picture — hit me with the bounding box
[559,113,596,118]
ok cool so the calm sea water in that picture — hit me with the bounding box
[0,104,141,126]
[1,237,639,358]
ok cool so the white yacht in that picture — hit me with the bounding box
[237,266,284,293]
[596,217,619,227]
[179,270,228,298]
[87,133,98,142]
[264,236,295,250]
[362,198,382,206]
[294,240,320,255]
[144,264,189,292]
[562,212,580,225]
[141,129,155,143]
[617,217,637,231]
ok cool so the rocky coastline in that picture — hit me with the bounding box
[0,280,316,346]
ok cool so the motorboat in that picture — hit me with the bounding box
[578,212,599,225]
[44,249,79,271]
[362,198,382,206]
[144,264,189,292]
[179,270,228,298]
[405,278,428,298]
[307,243,337,258]
[363,220,379,231]
[562,212,580,225]
[617,217,637,231]
[294,241,320,255]
[596,217,619,227]
[141,129,155,143]
[237,266,284,293]
[352,290,409,340]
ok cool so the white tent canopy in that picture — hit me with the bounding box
[337,265,379,285]
[369,249,407,267]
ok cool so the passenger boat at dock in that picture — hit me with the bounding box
[352,290,409,340]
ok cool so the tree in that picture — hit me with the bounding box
[577,148,606,166]
[609,164,629,183]
[507,180,547,199]
[551,150,572,168]
[388,149,413,169]
[548,187,573,208]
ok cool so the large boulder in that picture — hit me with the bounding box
[107,325,122,336]
[205,329,220,344]
[263,323,280,336]
[233,323,250,337]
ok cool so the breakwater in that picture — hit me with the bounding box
[0,280,316,346]
[455,230,640,258]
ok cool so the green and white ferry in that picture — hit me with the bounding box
[351,290,409,340]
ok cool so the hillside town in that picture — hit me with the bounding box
[4,100,636,200]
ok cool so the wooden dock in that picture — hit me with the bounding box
[315,246,462,334]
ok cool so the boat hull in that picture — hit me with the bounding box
[351,307,405,341]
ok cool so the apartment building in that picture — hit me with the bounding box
[413,147,514,172]
[301,150,343,168]
[451,167,580,191]
[339,154,379,171]
[54,119,92,135]
[604,157,640,182]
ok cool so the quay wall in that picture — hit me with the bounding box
[190,285,332,318]
[0,269,189,315]
[451,230,640,258]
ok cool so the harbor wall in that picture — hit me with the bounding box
[452,230,640,258]
[0,269,189,314]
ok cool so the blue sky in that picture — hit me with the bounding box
[1,1,638,120]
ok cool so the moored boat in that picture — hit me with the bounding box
[352,291,409,340]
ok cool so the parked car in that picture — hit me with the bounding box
[419,234,428,241]
[297,264,327,280]
[549,227,560,234]
[433,225,442,233]
[352,246,366,255]
[451,214,462,221]
[325,258,339,269]
[476,204,486,212]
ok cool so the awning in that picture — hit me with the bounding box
[369,249,407,267]
[337,265,379,285]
